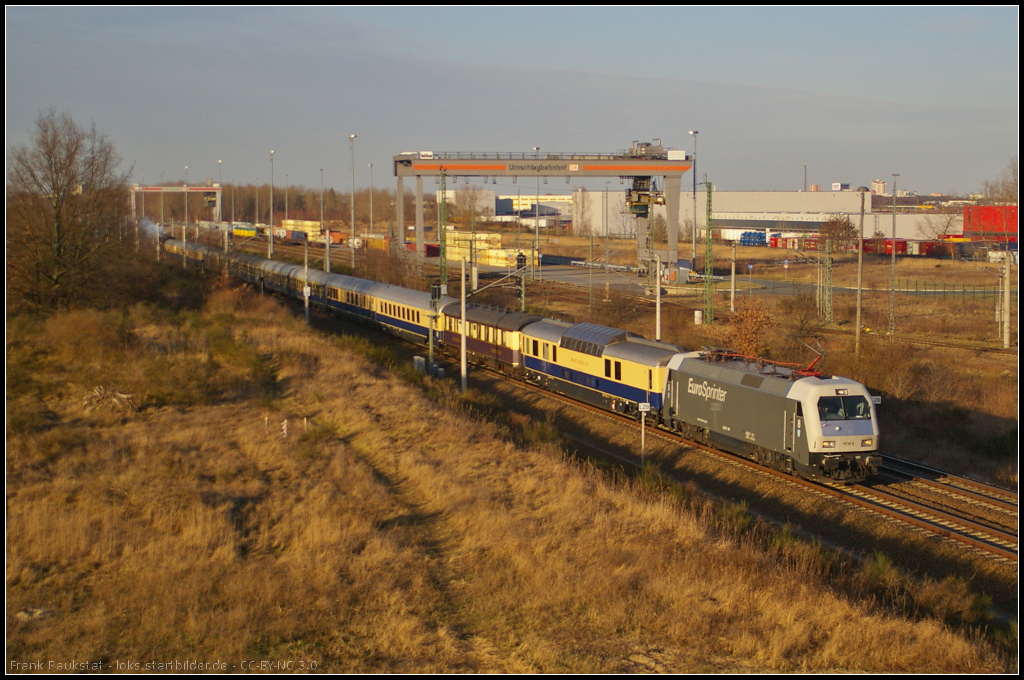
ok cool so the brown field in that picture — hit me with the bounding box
[6,281,1014,672]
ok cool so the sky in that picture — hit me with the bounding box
[5,7,1018,197]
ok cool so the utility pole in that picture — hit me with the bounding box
[536,146,544,280]
[855,188,866,355]
[269,150,275,259]
[824,238,833,324]
[655,254,662,341]
[889,173,899,340]
[322,169,330,273]
[689,131,698,269]
[303,240,310,324]
[589,214,595,311]
[730,242,737,312]
[1004,239,1013,349]
[461,258,467,393]
[349,134,357,267]
[439,170,448,290]
[603,183,611,302]
[703,181,714,325]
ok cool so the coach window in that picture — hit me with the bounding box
[532,339,539,356]
[648,370,653,390]
[552,346,557,362]
[542,343,549,360]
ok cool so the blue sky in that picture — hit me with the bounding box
[6,7,1018,195]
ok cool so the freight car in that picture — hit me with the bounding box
[163,239,880,482]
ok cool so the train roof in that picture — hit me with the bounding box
[603,336,683,366]
[263,260,302,277]
[559,322,631,356]
[674,356,803,395]
[374,283,449,310]
[439,302,543,331]
[522,318,573,343]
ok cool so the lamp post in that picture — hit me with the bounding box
[688,131,698,268]
[368,163,374,234]
[218,159,223,224]
[269,150,275,259]
[349,134,357,265]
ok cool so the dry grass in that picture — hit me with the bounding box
[6,284,1012,672]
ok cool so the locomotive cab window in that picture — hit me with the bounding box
[817,396,871,421]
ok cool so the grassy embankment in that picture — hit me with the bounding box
[6,273,1014,672]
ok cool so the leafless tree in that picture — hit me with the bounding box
[981,156,1018,205]
[819,214,858,250]
[915,209,961,240]
[572,188,592,236]
[7,110,131,311]
[727,298,774,357]
[451,185,488,229]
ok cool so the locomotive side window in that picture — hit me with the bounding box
[552,346,557,362]
[817,396,871,421]
[614,361,621,381]
[604,359,611,378]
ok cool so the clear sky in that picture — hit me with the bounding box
[6,7,1018,196]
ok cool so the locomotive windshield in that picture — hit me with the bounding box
[817,396,872,421]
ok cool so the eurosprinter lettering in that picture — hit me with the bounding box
[687,378,728,402]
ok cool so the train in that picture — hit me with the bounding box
[164,238,881,483]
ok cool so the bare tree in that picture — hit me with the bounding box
[916,209,961,240]
[7,110,130,311]
[649,214,668,244]
[727,298,774,357]
[819,214,858,249]
[451,185,487,229]
[572,188,592,236]
[981,156,1018,204]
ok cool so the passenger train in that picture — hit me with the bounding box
[165,238,881,482]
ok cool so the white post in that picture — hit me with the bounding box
[638,409,647,466]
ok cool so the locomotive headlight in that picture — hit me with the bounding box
[861,439,873,447]
[822,440,836,448]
